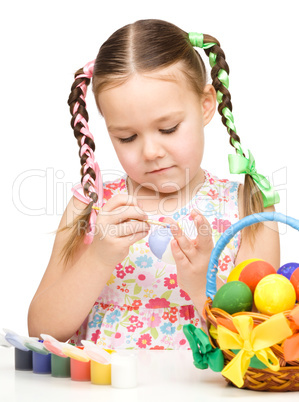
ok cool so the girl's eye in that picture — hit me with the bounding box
[118,124,179,143]
[119,134,137,143]
[159,123,180,134]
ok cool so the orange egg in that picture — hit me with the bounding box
[239,260,276,293]
[290,267,299,300]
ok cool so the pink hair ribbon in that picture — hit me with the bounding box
[71,59,104,244]
[72,161,103,244]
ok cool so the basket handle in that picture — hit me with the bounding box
[206,212,299,299]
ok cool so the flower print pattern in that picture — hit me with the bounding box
[161,322,176,335]
[164,274,178,289]
[147,313,162,328]
[145,298,170,309]
[88,314,103,329]
[207,189,219,200]
[212,218,232,233]
[173,212,180,220]
[91,330,101,343]
[180,289,191,301]
[111,332,125,348]
[70,169,241,349]
[116,270,126,279]
[106,310,121,324]
[136,272,155,288]
[136,255,153,268]
[125,265,135,274]
[179,305,195,321]
[137,334,152,348]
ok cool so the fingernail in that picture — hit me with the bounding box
[138,200,143,208]
[196,216,202,224]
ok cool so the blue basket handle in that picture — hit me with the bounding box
[206,212,299,300]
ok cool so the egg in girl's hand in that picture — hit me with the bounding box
[254,274,296,315]
[277,262,299,280]
[290,267,299,300]
[148,227,175,265]
[212,281,253,315]
[238,260,276,293]
[226,259,263,282]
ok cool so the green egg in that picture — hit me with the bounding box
[212,281,253,314]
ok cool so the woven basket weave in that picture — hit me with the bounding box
[204,211,299,392]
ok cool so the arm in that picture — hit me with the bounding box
[27,196,114,342]
[28,194,150,342]
[234,184,281,270]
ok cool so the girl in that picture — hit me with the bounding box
[28,19,280,349]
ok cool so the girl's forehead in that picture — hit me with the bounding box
[98,73,194,127]
[97,66,198,118]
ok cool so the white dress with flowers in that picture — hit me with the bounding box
[69,169,241,349]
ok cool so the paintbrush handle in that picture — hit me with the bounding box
[91,207,170,228]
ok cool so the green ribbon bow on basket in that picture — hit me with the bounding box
[183,324,224,372]
[228,139,280,208]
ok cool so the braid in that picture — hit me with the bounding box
[68,62,99,207]
[202,35,242,150]
[56,60,103,266]
[189,32,264,247]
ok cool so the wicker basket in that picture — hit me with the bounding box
[203,212,299,391]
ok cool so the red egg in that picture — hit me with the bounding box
[239,260,276,293]
[290,267,299,300]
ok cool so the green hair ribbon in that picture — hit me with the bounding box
[189,33,234,132]
[189,32,279,208]
[183,324,224,372]
[229,139,280,207]
[188,32,216,49]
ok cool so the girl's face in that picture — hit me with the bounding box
[97,64,216,198]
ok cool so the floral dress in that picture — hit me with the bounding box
[69,169,241,349]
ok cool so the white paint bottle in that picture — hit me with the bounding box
[111,352,138,388]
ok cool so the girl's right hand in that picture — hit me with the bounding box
[90,195,150,269]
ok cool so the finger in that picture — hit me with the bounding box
[191,209,214,250]
[117,221,151,237]
[125,229,150,245]
[172,230,197,263]
[115,206,149,225]
[170,238,190,265]
[165,219,194,263]
[101,194,140,213]
[163,218,183,238]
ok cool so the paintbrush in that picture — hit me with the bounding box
[92,205,170,228]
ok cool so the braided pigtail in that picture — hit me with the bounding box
[58,61,103,266]
[189,33,280,247]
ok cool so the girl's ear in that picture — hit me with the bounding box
[202,84,217,126]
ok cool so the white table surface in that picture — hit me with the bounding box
[1,347,299,402]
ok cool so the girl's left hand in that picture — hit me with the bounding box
[163,209,214,300]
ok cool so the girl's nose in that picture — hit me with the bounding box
[142,137,166,160]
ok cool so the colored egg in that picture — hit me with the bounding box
[239,260,276,293]
[290,267,299,300]
[212,281,253,315]
[227,259,263,282]
[148,227,175,264]
[277,262,299,280]
[254,274,296,315]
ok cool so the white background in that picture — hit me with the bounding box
[1,0,298,336]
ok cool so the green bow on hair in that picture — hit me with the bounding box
[228,139,280,208]
[183,324,224,372]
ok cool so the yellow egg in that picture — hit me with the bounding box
[227,259,263,282]
[254,274,296,315]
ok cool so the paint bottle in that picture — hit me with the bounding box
[111,352,138,388]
